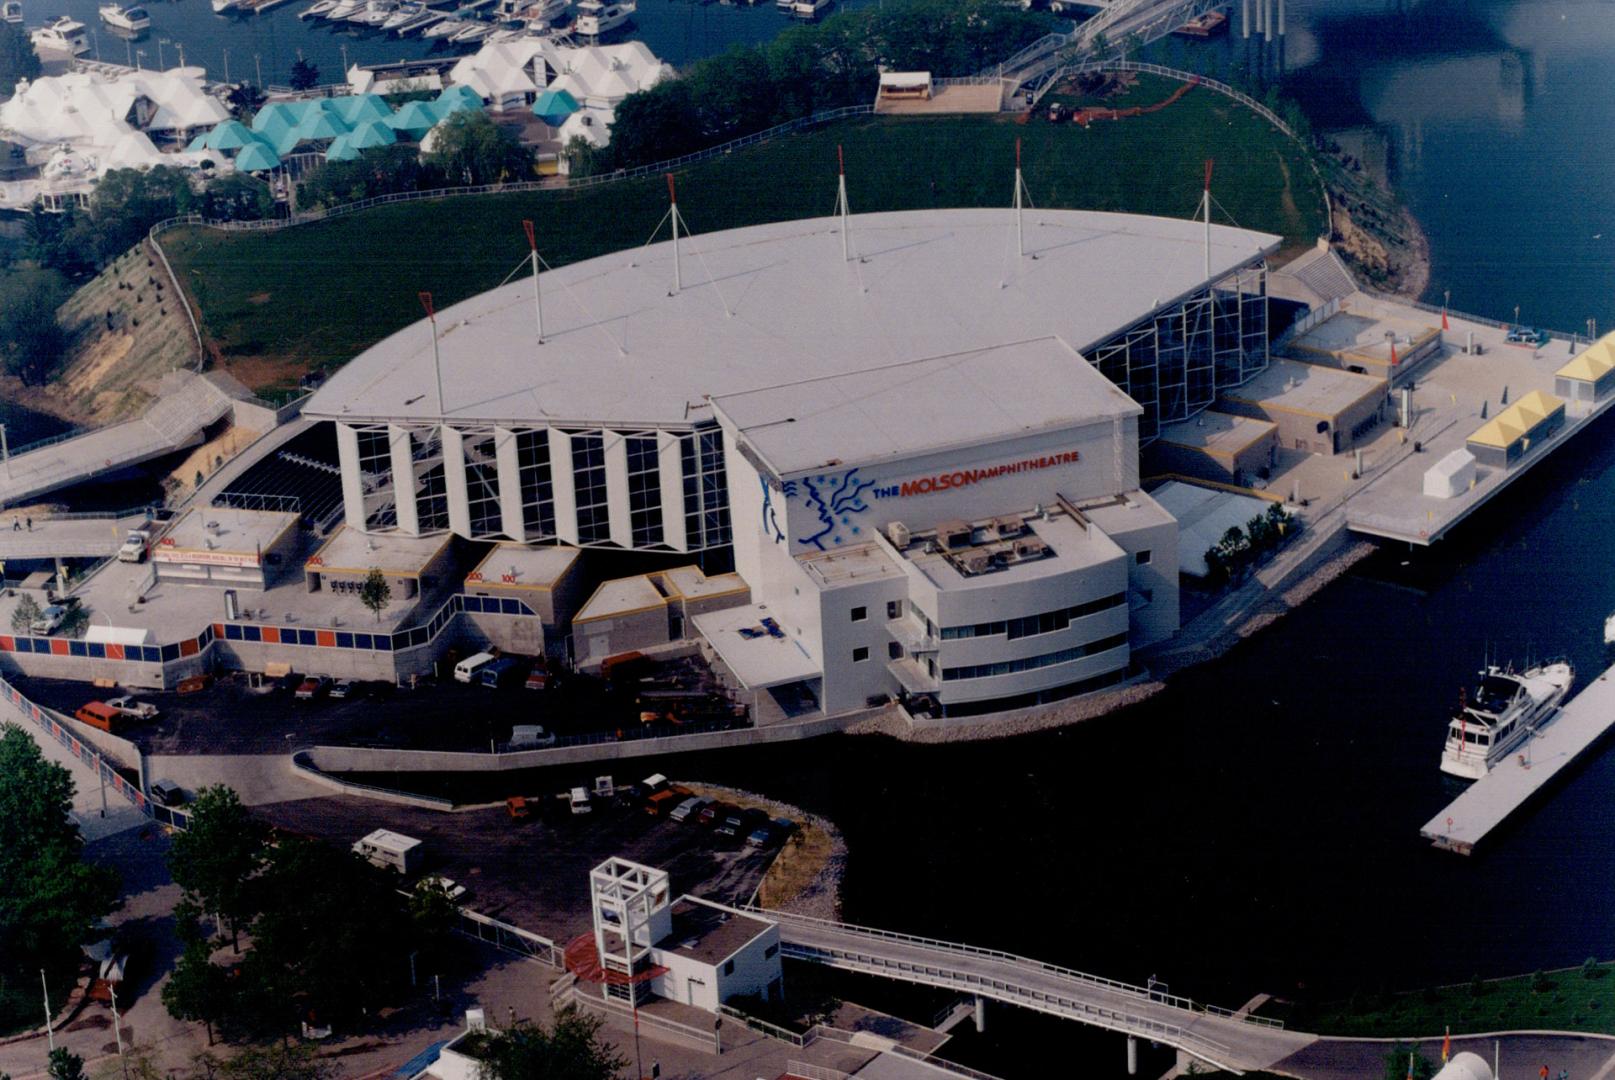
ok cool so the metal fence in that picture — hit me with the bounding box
[455,907,561,967]
[143,231,204,366]
[0,674,188,830]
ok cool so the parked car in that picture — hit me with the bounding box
[670,796,711,824]
[510,724,557,748]
[294,676,331,701]
[644,788,685,817]
[149,779,185,807]
[74,701,121,733]
[30,604,68,635]
[104,695,159,720]
[569,787,592,815]
[748,816,797,848]
[524,667,550,691]
[697,802,733,829]
[506,796,532,821]
[480,656,526,689]
[716,807,767,839]
[420,874,467,901]
[329,680,356,700]
[116,528,152,563]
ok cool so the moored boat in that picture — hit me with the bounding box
[570,0,630,36]
[30,15,89,54]
[98,3,152,31]
[1440,660,1574,780]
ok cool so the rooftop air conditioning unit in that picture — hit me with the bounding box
[993,515,1023,539]
[938,521,972,550]
[961,553,992,575]
[887,521,911,549]
[1014,537,1049,560]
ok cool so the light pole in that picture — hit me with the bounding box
[110,984,129,1080]
[91,26,100,60]
[41,969,54,1051]
[340,42,348,76]
[223,47,229,82]
[0,423,10,480]
[135,48,145,70]
[175,41,186,67]
[255,52,262,86]
[124,35,132,65]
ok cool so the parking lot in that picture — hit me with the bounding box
[18,651,750,757]
[252,787,781,945]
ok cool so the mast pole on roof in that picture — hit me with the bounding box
[835,144,850,262]
[419,291,444,417]
[666,172,681,293]
[523,218,544,345]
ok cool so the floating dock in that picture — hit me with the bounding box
[1421,663,1615,854]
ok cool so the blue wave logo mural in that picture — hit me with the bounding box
[795,468,878,551]
[760,476,787,545]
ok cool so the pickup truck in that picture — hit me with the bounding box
[30,604,67,635]
[104,695,159,720]
[117,529,152,563]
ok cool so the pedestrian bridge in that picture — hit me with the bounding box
[742,906,1316,1074]
[996,0,1226,96]
[0,512,155,561]
[0,371,241,510]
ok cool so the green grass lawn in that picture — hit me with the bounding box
[164,76,1326,391]
[1265,962,1615,1038]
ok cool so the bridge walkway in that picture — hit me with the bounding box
[0,512,155,561]
[746,906,1316,1074]
[0,371,243,509]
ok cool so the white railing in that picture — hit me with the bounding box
[786,1063,852,1080]
[456,907,561,966]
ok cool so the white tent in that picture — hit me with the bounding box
[84,624,154,646]
[1151,480,1278,578]
[1422,448,1476,499]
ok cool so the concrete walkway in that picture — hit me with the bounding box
[1275,1032,1615,1080]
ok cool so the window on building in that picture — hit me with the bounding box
[570,431,609,544]
[515,429,556,539]
[888,642,903,660]
[722,960,735,976]
[852,646,869,663]
[850,606,867,622]
[1136,549,1152,565]
[625,434,664,548]
[411,429,449,532]
[355,425,396,530]
[764,944,779,960]
[887,599,903,620]
[680,425,732,550]
[941,632,1129,682]
[463,433,502,538]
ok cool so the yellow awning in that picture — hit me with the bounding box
[1557,335,1615,382]
[1467,389,1564,449]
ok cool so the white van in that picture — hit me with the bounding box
[454,651,498,683]
[569,787,592,815]
[351,829,423,874]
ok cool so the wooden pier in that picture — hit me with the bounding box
[1421,663,1615,855]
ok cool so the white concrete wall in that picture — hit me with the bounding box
[814,572,909,716]
[336,422,365,535]
[715,923,782,1004]
[652,950,720,1012]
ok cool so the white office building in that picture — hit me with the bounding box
[304,207,1278,718]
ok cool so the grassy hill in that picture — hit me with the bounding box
[163,78,1327,396]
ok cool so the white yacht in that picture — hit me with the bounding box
[570,0,630,36]
[210,0,240,13]
[30,16,89,54]
[380,1,424,29]
[98,3,151,30]
[3,1,25,25]
[348,0,397,23]
[527,0,567,22]
[392,6,446,32]
[1440,660,1574,780]
[790,0,829,17]
[324,0,366,18]
[421,14,464,35]
[300,0,340,17]
[448,17,493,40]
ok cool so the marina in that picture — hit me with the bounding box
[1421,660,1615,855]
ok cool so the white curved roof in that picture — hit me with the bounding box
[305,207,1279,432]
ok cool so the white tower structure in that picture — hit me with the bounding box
[589,857,672,1006]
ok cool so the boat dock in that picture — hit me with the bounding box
[1420,663,1615,855]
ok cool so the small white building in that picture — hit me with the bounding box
[1422,448,1476,499]
[587,857,781,1012]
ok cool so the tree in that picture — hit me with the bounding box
[0,726,119,1033]
[409,876,459,971]
[0,21,40,96]
[475,1009,627,1080]
[423,111,534,186]
[165,785,266,946]
[46,1049,86,1080]
[243,838,411,1034]
[288,57,320,92]
[191,1044,337,1080]
[0,269,69,385]
[1384,1044,1435,1080]
[359,568,392,623]
[161,941,230,1045]
[225,82,267,117]
[197,173,274,222]
[88,166,195,265]
[24,204,96,279]
[10,594,41,634]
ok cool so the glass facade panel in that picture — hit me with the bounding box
[411,429,449,532]
[626,434,664,547]
[515,429,556,539]
[571,431,609,544]
[355,426,396,530]
[463,432,503,538]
